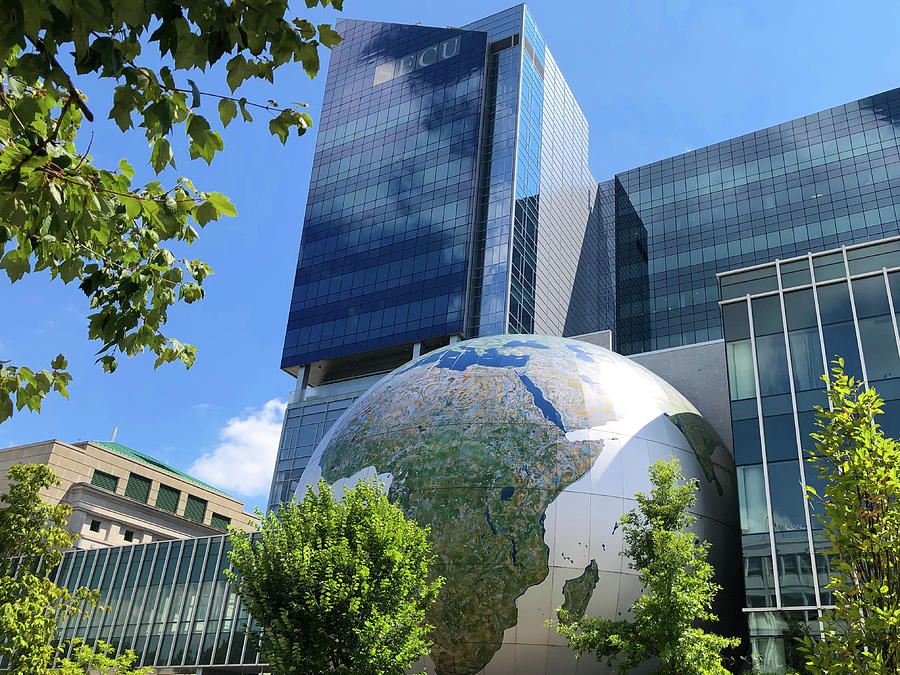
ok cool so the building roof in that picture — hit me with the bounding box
[90,440,232,499]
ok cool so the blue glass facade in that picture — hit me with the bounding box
[719,237,900,671]
[616,88,900,355]
[280,18,487,370]
[281,5,611,372]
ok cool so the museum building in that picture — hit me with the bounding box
[4,4,900,674]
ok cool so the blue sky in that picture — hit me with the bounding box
[3,1,900,512]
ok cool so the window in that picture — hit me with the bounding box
[90,470,118,492]
[89,519,101,532]
[124,473,151,503]
[156,484,180,513]
[123,530,134,542]
[210,513,231,531]
[184,495,207,523]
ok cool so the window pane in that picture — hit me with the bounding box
[756,334,790,396]
[723,301,751,340]
[768,460,807,532]
[727,339,756,400]
[753,295,784,336]
[788,327,825,392]
[816,282,852,324]
[822,321,862,380]
[774,531,816,607]
[738,464,769,534]
[733,418,762,465]
[764,414,798,462]
[742,533,777,608]
[852,275,890,318]
[858,315,900,381]
[784,289,817,330]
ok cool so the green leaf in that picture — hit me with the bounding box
[188,79,201,108]
[194,201,219,226]
[318,24,343,48]
[118,158,135,179]
[207,192,237,217]
[50,355,68,370]
[150,138,174,173]
[218,98,237,128]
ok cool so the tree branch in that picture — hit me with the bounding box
[26,36,94,122]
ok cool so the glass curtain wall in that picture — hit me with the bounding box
[0,537,260,672]
[719,236,900,671]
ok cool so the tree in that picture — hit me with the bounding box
[0,0,343,423]
[552,457,739,675]
[53,639,150,675]
[0,463,98,674]
[800,361,900,674]
[226,478,445,675]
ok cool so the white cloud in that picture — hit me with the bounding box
[189,399,286,498]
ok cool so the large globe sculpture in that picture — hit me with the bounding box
[296,335,740,674]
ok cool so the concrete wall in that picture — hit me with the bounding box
[629,339,733,453]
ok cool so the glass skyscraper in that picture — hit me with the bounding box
[270,5,609,510]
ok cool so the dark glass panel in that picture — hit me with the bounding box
[812,252,846,282]
[723,300,751,340]
[733,418,763,465]
[753,295,784,336]
[768,460,807,532]
[816,282,853,324]
[784,289,817,330]
[852,275,890,318]
[822,321,863,380]
[764,414,798,462]
[756,333,791,396]
[780,258,812,289]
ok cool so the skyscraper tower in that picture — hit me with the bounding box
[269,5,609,509]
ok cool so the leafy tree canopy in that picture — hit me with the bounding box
[800,361,900,674]
[226,478,445,675]
[0,0,343,423]
[552,457,739,675]
[0,464,98,674]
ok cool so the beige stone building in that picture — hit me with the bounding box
[0,439,259,549]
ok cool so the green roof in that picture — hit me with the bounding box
[90,441,233,499]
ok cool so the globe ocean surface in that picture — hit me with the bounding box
[296,335,740,674]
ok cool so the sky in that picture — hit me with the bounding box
[3,1,900,512]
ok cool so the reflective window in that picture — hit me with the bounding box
[768,460,807,532]
[756,334,790,396]
[764,414,798,462]
[738,464,768,534]
[733,418,762,465]
[789,327,825,392]
[727,340,756,400]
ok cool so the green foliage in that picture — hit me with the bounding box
[552,458,739,675]
[799,360,900,673]
[53,638,151,674]
[0,0,343,423]
[0,464,99,674]
[226,478,444,675]
[0,353,71,422]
